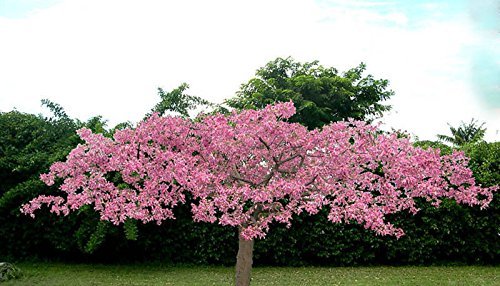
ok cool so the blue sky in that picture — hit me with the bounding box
[0,0,498,141]
[0,0,61,18]
[317,0,499,109]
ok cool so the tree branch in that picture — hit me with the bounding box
[258,137,271,150]
[275,154,305,174]
[278,153,303,165]
[257,171,275,186]
[231,173,256,187]
[305,174,318,186]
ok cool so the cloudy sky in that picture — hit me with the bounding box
[0,0,498,141]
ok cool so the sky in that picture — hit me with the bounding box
[0,0,498,141]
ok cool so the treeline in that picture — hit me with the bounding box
[0,58,498,265]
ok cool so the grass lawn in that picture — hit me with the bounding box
[3,263,499,285]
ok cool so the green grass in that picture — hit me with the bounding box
[4,263,499,285]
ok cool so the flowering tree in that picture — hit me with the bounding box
[22,102,496,286]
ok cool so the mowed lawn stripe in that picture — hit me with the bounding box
[3,263,499,286]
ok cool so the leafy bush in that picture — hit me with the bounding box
[0,262,22,282]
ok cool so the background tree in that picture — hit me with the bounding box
[148,83,213,118]
[0,100,77,196]
[437,119,486,147]
[226,57,394,129]
[0,100,136,261]
[23,102,496,286]
[0,102,79,259]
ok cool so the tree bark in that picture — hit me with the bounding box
[235,230,254,286]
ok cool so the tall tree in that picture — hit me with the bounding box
[148,83,213,118]
[23,102,496,286]
[438,119,486,147]
[226,57,394,129]
[0,100,134,260]
[0,101,78,196]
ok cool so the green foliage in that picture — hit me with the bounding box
[0,102,135,261]
[0,262,22,282]
[226,57,394,129]
[80,221,110,254]
[0,110,78,197]
[124,219,138,241]
[41,99,72,122]
[253,209,382,266]
[437,119,486,147]
[149,83,213,118]
[129,203,238,265]
[462,141,499,187]
[413,140,453,155]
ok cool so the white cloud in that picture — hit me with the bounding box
[0,0,497,141]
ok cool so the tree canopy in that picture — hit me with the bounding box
[226,57,394,129]
[438,119,486,147]
[22,102,496,286]
[0,102,78,196]
[148,83,213,118]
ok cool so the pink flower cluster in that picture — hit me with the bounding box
[22,101,497,240]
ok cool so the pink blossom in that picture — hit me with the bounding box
[22,102,498,240]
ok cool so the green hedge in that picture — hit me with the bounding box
[2,192,497,266]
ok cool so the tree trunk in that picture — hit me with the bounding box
[235,230,254,286]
